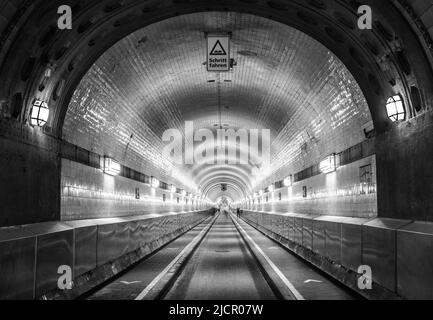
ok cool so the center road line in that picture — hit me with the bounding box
[231,215,305,300]
[134,215,217,300]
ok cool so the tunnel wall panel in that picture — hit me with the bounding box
[61,159,208,220]
[376,114,433,221]
[249,156,377,218]
[0,136,60,227]
[0,209,212,299]
[241,211,433,299]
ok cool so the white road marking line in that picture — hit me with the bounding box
[120,281,142,285]
[304,279,322,284]
[232,215,305,300]
[134,217,215,300]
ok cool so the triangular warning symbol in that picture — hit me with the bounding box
[210,40,227,56]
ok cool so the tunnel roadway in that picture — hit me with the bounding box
[85,213,359,300]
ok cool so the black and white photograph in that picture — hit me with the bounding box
[0,0,433,314]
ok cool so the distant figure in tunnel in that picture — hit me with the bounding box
[236,208,241,219]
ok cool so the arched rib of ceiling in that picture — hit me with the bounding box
[204,178,245,197]
[206,184,243,202]
[201,177,247,199]
[194,165,253,190]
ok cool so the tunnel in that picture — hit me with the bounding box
[1,0,433,302]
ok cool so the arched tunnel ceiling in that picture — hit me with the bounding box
[64,12,372,202]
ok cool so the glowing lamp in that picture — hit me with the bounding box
[386,95,405,122]
[30,100,50,127]
[151,177,160,188]
[320,154,336,174]
[104,157,121,176]
[181,190,186,197]
[268,184,274,193]
[284,176,292,187]
[259,190,264,196]
[170,185,176,193]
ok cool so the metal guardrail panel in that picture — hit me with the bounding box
[35,230,74,297]
[75,226,97,277]
[281,215,291,239]
[128,221,141,252]
[0,210,212,299]
[341,223,362,272]
[302,216,318,251]
[314,216,347,265]
[294,217,303,245]
[312,219,326,256]
[97,222,130,266]
[397,222,433,299]
[0,228,36,299]
[341,218,371,272]
[63,220,98,278]
[362,218,411,292]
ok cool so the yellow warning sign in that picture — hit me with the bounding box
[207,35,230,72]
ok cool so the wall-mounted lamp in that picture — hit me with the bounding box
[268,184,274,192]
[259,190,264,196]
[170,185,176,193]
[283,175,292,187]
[30,100,49,127]
[151,177,160,188]
[104,157,121,176]
[181,190,186,197]
[386,95,405,122]
[320,154,336,174]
